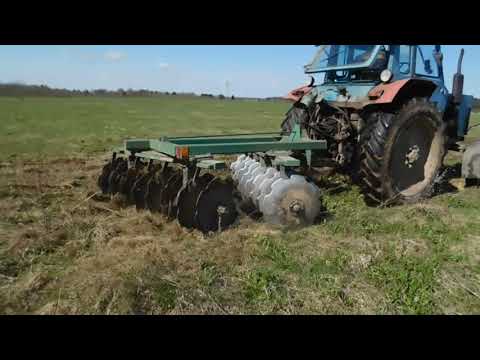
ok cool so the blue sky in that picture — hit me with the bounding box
[0,45,478,98]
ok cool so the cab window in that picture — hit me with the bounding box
[398,45,411,74]
[415,45,439,77]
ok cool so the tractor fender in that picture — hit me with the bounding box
[368,78,438,106]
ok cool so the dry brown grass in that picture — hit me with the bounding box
[0,156,280,313]
[1,155,480,315]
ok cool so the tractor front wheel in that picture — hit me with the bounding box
[359,98,447,205]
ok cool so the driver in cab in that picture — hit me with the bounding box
[351,48,388,81]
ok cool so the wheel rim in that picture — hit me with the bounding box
[389,115,442,197]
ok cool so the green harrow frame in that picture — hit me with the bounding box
[121,124,326,168]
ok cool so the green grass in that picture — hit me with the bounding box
[0,96,480,314]
[0,96,289,160]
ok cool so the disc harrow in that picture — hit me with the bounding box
[96,124,326,233]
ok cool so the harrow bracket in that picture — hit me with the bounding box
[196,159,226,170]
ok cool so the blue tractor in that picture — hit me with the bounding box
[281,45,474,205]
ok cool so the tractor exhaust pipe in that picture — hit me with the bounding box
[452,48,465,104]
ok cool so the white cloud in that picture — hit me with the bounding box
[104,50,127,62]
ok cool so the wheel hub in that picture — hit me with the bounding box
[289,200,304,214]
[217,206,228,215]
[405,145,420,168]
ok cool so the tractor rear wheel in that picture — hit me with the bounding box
[359,98,447,205]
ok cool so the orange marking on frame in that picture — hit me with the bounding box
[176,146,189,159]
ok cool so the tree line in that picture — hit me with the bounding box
[0,83,294,102]
[0,83,192,97]
[0,83,242,100]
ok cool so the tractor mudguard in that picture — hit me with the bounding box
[368,79,410,103]
[368,78,438,106]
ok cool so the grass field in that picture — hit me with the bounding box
[1,96,480,315]
[0,96,284,160]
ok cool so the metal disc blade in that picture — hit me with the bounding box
[279,183,322,226]
[233,158,255,182]
[145,176,162,212]
[105,160,119,194]
[118,167,137,198]
[107,158,128,195]
[98,160,113,194]
[249,167,276,205]
[237,160,258,189]
[195,177,238,233]
[160,171,183,218]
[239,162,260,196]
[131,172,152,210]
[176,174,212,229]
[200,172,215,185]
[230,154,247,173]
[231,156,249,181]
[262,176,322,226]
[121,164,147,205]
[145,166,172,212]
[257,171,286,213]
[243,166,266,199]
[128,170,145,204]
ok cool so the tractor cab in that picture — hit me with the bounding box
[291,45,473,134]
[304,45,445,86]
[304,45,389,84]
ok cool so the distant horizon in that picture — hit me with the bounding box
[0,81,287,99]
[2,45,480,99]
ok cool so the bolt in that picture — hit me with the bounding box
[290,201,304,214]
[405,145,420,168]
[217,206,227,215]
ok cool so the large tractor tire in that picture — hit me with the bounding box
[359,98,447,205]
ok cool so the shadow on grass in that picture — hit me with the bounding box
[314,176,353,196]
[432,163,462,197]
